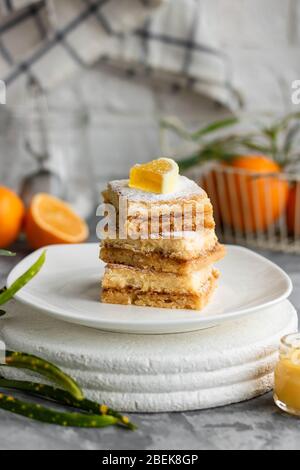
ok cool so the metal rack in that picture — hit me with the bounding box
[187,163,300,254]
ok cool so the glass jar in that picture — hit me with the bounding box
[0,105,95,220]
[274,333,300,416]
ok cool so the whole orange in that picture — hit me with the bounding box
[0,186,25,248]
[287,183,300,236]
[221,155,288,233]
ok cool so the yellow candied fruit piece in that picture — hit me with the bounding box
[129,158,179,194]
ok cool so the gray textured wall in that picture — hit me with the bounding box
[1,0,300,194]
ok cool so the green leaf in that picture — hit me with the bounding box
[238,139,272,154]
[0,250,46,306]
[0,250,16,257]
[177,154,203,171]
[190,117,239,140]
[0,392,118,428]
[0,377,136,430]
[160,118,192,140]
[5,350,84,401]
[169,112,300,169]
[283,123,300,156]
[177,148,239,171]
[275,112,300,132]
[161,117,239,143]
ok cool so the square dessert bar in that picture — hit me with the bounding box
[102,264,218,295]
[100,242,225,275]
[102,266,219,311]
[102,176,216,235]
[100,174,225,310]
[102,227,218,258]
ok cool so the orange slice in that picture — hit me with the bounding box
[129,158,179,194]
[25,193,89,249]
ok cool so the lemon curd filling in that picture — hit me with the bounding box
[274,334,300,415]
[129,158,179,194]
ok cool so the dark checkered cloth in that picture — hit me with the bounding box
[0,0,239,108]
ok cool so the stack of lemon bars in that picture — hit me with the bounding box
[100,158,225,311]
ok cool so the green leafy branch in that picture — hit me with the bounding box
[0,377,136,430]
[160,112,300,171]
[0,250,136,430]
[0,250,46,309]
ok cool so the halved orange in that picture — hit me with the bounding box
[25,193,89,249]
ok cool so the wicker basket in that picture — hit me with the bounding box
[187,163,300,254]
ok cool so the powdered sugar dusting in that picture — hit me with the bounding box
[109,176,205,202]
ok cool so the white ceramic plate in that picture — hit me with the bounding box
[7,244,293,334]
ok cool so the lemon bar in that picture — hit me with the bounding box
[101,271,219,311]
[100,165,224,312]
[101,229,218,261]
[102,176,214,233]
[118,213,215,238]
[102,263,217,295]
[100,243,225,275]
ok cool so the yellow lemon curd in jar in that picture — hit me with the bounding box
[274,333,300,415]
